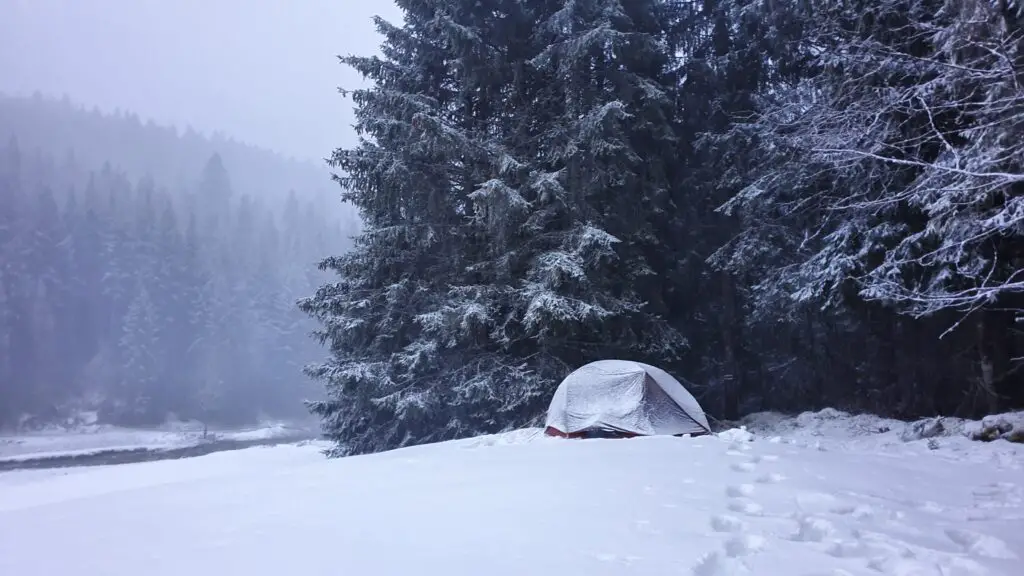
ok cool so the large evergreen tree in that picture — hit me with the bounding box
[301,1,483,454]
[304,0,689,455]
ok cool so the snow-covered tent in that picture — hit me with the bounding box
[544,360,710,438]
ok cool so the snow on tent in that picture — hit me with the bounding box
[544,360,710,438]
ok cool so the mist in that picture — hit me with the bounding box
[0,0,402,163]
[0,0,400,431]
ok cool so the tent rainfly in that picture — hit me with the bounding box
[544,360,710,438]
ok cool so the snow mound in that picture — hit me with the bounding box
[741,408,1024,447]
[742,408,901,438]
[717,426,755,443]
[1,425,1020,576]
[963,413,1024,443]
[458,427,549,448]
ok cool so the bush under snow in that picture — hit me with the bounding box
[733,407,1024,447]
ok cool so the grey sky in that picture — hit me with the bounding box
[0,0,402,163]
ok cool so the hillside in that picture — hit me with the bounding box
[0,94,352,430]
[0,92,352,221]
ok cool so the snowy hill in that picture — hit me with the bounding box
[0,417,1021,576]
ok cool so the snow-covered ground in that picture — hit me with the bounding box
[0,412,1021,576]
[0,420,310,463]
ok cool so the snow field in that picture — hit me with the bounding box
[0,418,1020,576]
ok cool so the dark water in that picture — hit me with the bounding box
[0,433,319,472]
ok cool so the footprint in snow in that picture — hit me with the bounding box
[724,534,766,558]
[825,536,901,560]
[690,536,767,576]
[828,503,874,520]
[710,514,746,533]
[755,472,785,484]
[691,550,746,576]
[730,461,758,473]
[944,527,1017,559]
[789,515,834,542]
[727,499,764,516]
[726,484,755,498]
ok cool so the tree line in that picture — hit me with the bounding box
[0,92,348,219]
[303,0,1024,455]
[0,118,345,428]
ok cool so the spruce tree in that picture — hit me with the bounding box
[301,1,503,454]
[107,284,161,425]
[508,0,685,363]
[303,0,690,454]
[458,0,689,430]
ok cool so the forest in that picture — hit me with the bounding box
[303,0,1024,455]
[0,95,349,429]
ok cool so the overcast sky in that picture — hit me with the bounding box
[0,0,402,163]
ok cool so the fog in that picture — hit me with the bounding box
[0,0,403,163]
[0,0,400,431]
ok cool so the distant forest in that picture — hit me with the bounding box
[0,94,349,429]
[305,0,1024,455]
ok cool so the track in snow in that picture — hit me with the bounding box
[689,437,1018,576]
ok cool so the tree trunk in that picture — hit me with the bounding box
[976,311,1011,414]
[718,272,742,419]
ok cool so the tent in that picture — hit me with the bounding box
[544,360,710,438]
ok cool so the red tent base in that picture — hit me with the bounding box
[544,426,708,439]
[544,426,638,439]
